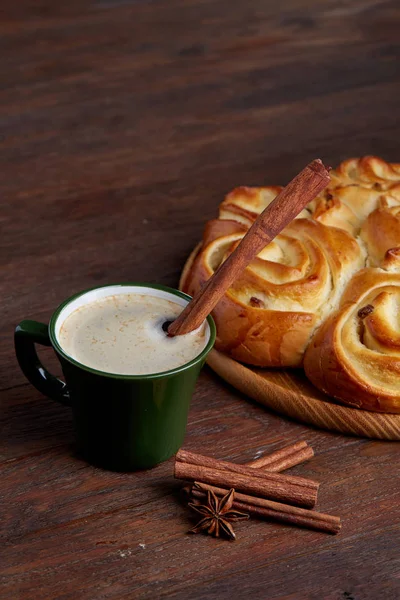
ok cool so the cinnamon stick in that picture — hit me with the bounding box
[168,159,330,335]
[174,461,317,508]
[248,441,314,472]
[184,483,341,535]
[175,449,319,491]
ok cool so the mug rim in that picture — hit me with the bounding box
[49,282,216,380]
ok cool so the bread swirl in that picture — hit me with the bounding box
[304,249,400,413]
[328,156,400,189]
[360,198,400,266]
[182,189,364,367]
[309,157,400,236]
[181,156,400,411]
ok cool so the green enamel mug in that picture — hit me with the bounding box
[14,283,216,471]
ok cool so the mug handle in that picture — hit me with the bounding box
[14,320,71,406]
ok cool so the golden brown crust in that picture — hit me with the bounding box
[179,242,202,293]
[328,156,400,189]
[304,250,400,413]
[360,198,400,266]
[181,156,400,411]
[308,157,400,235]
[182,216,364,367]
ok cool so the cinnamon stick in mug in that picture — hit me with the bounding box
[168,159,330,336]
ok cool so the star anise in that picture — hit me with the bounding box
[188,483,249,540]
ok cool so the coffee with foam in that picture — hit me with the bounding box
[58,291,208,375]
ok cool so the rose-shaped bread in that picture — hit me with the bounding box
[308,157,400,235]
[328,156,400,189]
[360,198,400,266]
[181,189,364,367]
[304,249,400,413]
[181,155,400,390]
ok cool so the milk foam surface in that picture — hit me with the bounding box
[58,293,208,375]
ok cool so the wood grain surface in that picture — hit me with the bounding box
[1,1,400,599]
[207,349,400,439]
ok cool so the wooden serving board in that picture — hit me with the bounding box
[207,349,400,440]
[181,246,400,441]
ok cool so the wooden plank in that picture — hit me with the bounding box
[1,447,399,599]
[1,0,400,598]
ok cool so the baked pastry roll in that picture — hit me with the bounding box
[304,249,400,413]
[360,198,400,266]
[309,157,400,235]
[182,187,364,367]
[180,156,400,411]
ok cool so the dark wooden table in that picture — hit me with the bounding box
[1,1,400,598]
